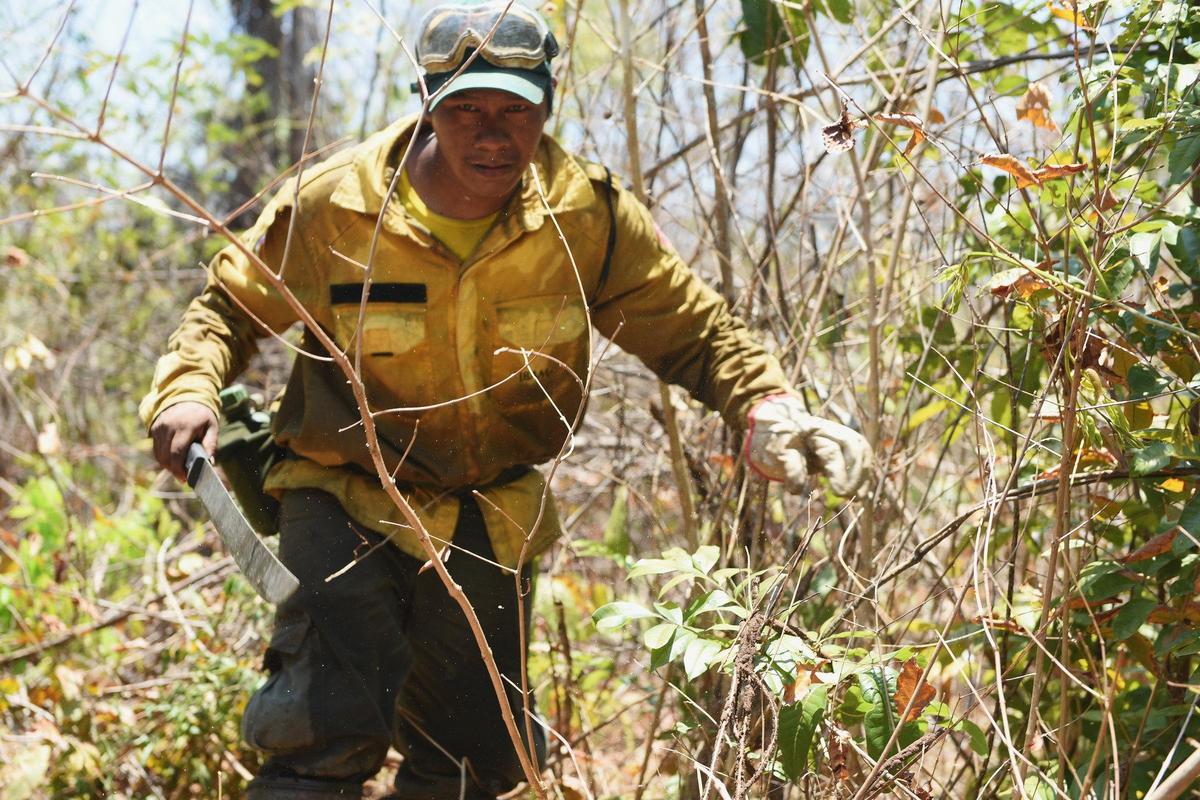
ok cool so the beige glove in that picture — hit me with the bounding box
[744,394,872,497]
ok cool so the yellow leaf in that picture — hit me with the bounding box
[1048,1,1094,30]
[1160,478,1186,493]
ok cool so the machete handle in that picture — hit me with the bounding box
[185,442,211,489]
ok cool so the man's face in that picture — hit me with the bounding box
[428,88,549,203]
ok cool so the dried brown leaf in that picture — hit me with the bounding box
[893,658,936,722]
[1034,162,1088,182]
[1147,602,1200,625]
[1123,530,1180,563]
[822,100,866,154]
[989,268,1051,299]
[982,153,1040,188]
[3,246,29,268]
[1016,81,1058,133]
[875,112,925,133]
[876,113,928,158]
[1094,188,1119,212]
[827,728,851,781]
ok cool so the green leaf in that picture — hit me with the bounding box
[686,589,735,620]
[593,601,655,631]
[1128,365,1168,400]
[955,719,989,757]
[643,622,676,649]
[682,637,723,680]
[1078,560,1137,602]
[1168,130,1200,185]
[602,485,629,556]
[1099,259,1135,301]
[738,0,809,65]
[1113,598,1157,640]
[993,75,1027,95]
[1179,492,1200,536]
[1130,230,1164,272]
[628,548,692,579]
[823,0,854,24]
[859,668,897,760]
[778,685,828,780]
[691,545,721,575]
[1131,441,1174,476]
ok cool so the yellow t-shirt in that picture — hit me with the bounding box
[397,169,498,261]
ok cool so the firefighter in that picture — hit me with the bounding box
[142,2,871,796]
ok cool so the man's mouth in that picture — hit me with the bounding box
[470,161,516,177]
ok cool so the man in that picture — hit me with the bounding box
[142,2,871,797]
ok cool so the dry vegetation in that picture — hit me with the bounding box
[2,0,1200,798]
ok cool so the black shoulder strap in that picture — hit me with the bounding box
[592,167,618,307]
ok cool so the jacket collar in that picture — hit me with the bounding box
[329,114,596,234]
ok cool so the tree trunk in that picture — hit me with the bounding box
[226,0,322,216]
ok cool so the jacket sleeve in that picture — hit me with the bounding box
[138,191,304,428]
[589,185,793,428]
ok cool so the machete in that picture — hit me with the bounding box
[185,442,299,604]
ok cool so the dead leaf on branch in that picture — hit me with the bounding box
[827,726,851,781]
[1123,529,1179,563]
[1016,82,1058,133]
[1090,187,1120,218]
[982,154,1089,188]
[893,658,936,722]
[987,267,1052,299]
[822,100,867,154]
[982,154,1041,188]
[875,112,928,157]
[3,246,29,268]
[1037,162,1088,181]
[1147,602,1200,625]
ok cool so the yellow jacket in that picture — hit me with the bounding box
[140,116,792,567]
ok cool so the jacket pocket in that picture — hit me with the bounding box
[331,303,433,405]
[332,305,426,357]
[487,294,589,416]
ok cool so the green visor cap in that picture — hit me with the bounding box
[422,57,552,109]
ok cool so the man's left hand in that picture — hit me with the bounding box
[745,394,872,497]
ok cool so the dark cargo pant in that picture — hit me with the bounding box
[243,489,546,799]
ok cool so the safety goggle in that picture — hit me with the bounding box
[416,2,560,74]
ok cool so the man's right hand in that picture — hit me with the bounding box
[150,401,219,482]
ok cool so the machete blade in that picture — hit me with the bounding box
[185,443,299,604]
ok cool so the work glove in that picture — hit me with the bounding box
[744,394,872,497]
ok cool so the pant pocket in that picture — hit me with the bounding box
[243,613,318,753]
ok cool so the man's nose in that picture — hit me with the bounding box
[474,115,511,150]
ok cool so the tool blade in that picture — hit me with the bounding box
[186,443,299,604]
